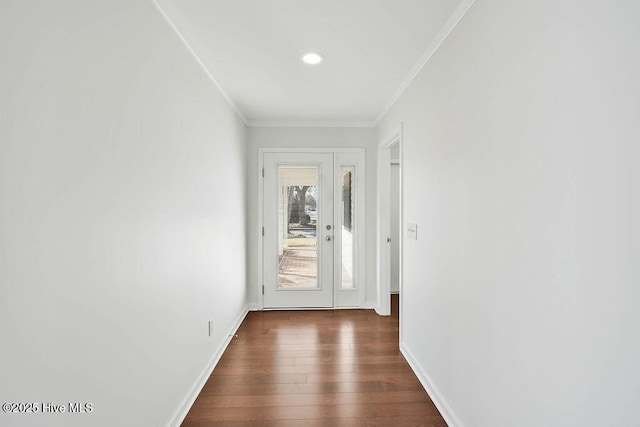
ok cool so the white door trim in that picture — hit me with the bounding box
[258,148,366,310]
[377,125,403,320]
[333,151,366,308]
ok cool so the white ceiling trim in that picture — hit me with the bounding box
[375,0,478,124]
[150,0,250,126]
[152,0,476,129]
[249,120,377,128]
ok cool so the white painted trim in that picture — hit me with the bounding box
[259,148,367,154]
[257,152,265,310]
[397,128,405,343]
[334,152,366,308]
[249,120,377,128]
[380,128,403,151]
[376,126,403,317]
[357,158,367,309]
[247,303,260,311]
[375,0,477,123]
[169,306,250,427]
[263,306,370,312]
[150,0,250,126]
[376,147,390,316]
[401,343,464,427]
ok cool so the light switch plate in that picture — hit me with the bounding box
[407,223,418,240]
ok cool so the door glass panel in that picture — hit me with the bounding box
[277,166,319,288]
[341,166,355,289]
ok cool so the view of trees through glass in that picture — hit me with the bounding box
[278,167,318,288]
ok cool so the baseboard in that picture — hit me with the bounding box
[169,305,250,427]
[362,301,375,310]
[250,304,376,311]
[262,306,370,311]
[400,342,463,427]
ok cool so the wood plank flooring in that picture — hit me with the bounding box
[182,295,446,426]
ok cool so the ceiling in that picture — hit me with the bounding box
[154,0,467,127]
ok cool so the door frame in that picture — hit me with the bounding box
[258,148,366,310]
[377,125,403,322]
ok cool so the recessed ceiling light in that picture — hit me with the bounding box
[301,52,324,65]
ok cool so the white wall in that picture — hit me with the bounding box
[247,127,377,307]
[379,0,640,425]
[0,1,248,426]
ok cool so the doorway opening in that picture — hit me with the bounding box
[377,126,403,339]
[390,144,401,305]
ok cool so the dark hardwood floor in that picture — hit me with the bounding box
[182,295,447,426]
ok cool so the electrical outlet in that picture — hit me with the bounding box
[208,320,214,337]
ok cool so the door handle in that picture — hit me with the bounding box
[325,236,332,241]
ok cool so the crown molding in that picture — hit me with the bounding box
[150,0,250,126]
[248,120,377,128]
[375,0,477,124]
[152,0,476,129]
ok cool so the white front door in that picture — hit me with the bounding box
[263,153,334,308]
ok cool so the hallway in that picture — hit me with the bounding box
[182,296,446,426]
[4,2,638,425]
